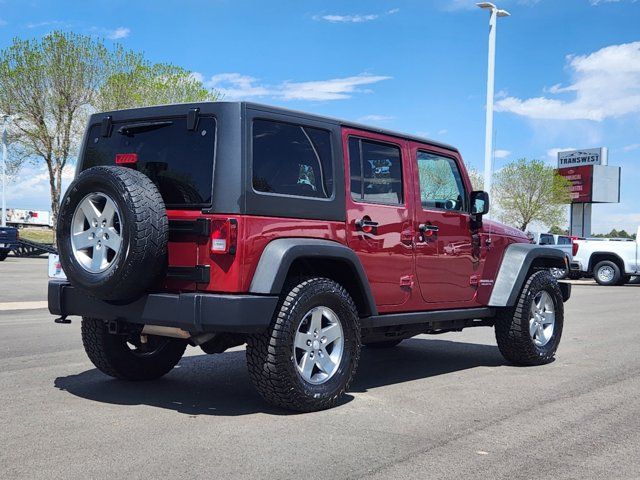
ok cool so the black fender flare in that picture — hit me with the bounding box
[489,243,568,307]
[249,238,378,316]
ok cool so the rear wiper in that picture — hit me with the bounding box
[118,121,173,136]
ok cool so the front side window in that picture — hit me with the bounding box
[417,151,466,212]
[349,137,403,205]
[252,119,333,198]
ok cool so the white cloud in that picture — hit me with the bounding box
[494,149,511,158]
[496,41,640,121]
[26,20,68,29]
[357,114,394,122]
[207,73,271,99]
[106,27,130,40]
[313,8,399,23]
[547,147,577,158]
[0,18,7,26]
[438,129,448,136]
[6,164,75,210]
[590,0,638,5]
[206,73,391,102]
[441,0,541,11]
[622,143,640,152]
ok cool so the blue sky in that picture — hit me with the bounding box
[1,0,640,233]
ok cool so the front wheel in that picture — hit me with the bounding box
[81,317,187,380]
[0,251,7,261]
[495,270,564,366]
[246,277,361,412]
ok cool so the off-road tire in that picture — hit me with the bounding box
[57,166,168,301]
[0,251,7,261]
[364,339,403,348]
[246,277,361,412]
[81,317,187,380]
[495,270,564,366]
[593,260,621,286]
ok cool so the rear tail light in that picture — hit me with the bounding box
[572,241,579,256]
[210,219,237,254]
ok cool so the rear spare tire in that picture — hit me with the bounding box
[57,166,168,301]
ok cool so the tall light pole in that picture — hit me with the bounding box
[477,2,510,201]
[1,115,8,228]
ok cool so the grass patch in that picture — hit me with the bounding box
[19,227,54,244]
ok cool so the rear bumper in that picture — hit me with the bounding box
[569,261,582,272]
[48,281,279,333]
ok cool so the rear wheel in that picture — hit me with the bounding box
[0,251,7,261]
[246,277,361,412]
[593,260,621,286]
[495,270,564,366]
[81,317,187,380]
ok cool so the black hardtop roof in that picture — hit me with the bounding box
[90,101,459,153]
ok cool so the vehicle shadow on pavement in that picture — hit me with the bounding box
[54,338,505,416]
[351,338,505,392]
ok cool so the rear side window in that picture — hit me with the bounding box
[557,236,571,245]
[83,117,216,208]
[348,137,403,205]
[252,119,333,199]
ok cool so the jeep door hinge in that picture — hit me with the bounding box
[469,275,479,286]
[400,275,415,288]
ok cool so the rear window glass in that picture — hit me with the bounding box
[252,119,333,198]
[539,234,555,245]
[82,117,216,208]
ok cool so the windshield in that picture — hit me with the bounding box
[82,116,216,208]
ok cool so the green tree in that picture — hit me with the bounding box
[492,158,571,231]
[548,225,569,235]
[0,31,218,230]
[94,51,219,111]
[0,32,111,227]
[466,166,484,191]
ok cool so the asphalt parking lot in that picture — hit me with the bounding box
[1,256,640,479]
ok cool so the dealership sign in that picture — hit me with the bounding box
[558,166,593,203]
[557,148,608,168]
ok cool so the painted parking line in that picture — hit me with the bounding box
[0,301,48,311]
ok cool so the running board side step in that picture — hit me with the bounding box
[360,307,495,329]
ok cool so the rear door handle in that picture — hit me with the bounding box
[356,217,379,233]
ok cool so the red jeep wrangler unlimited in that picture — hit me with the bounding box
[50,102,571,411]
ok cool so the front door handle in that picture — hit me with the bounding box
[418,224,439,241]
[356,216,379,233]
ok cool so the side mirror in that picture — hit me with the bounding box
[470,190,490,216]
